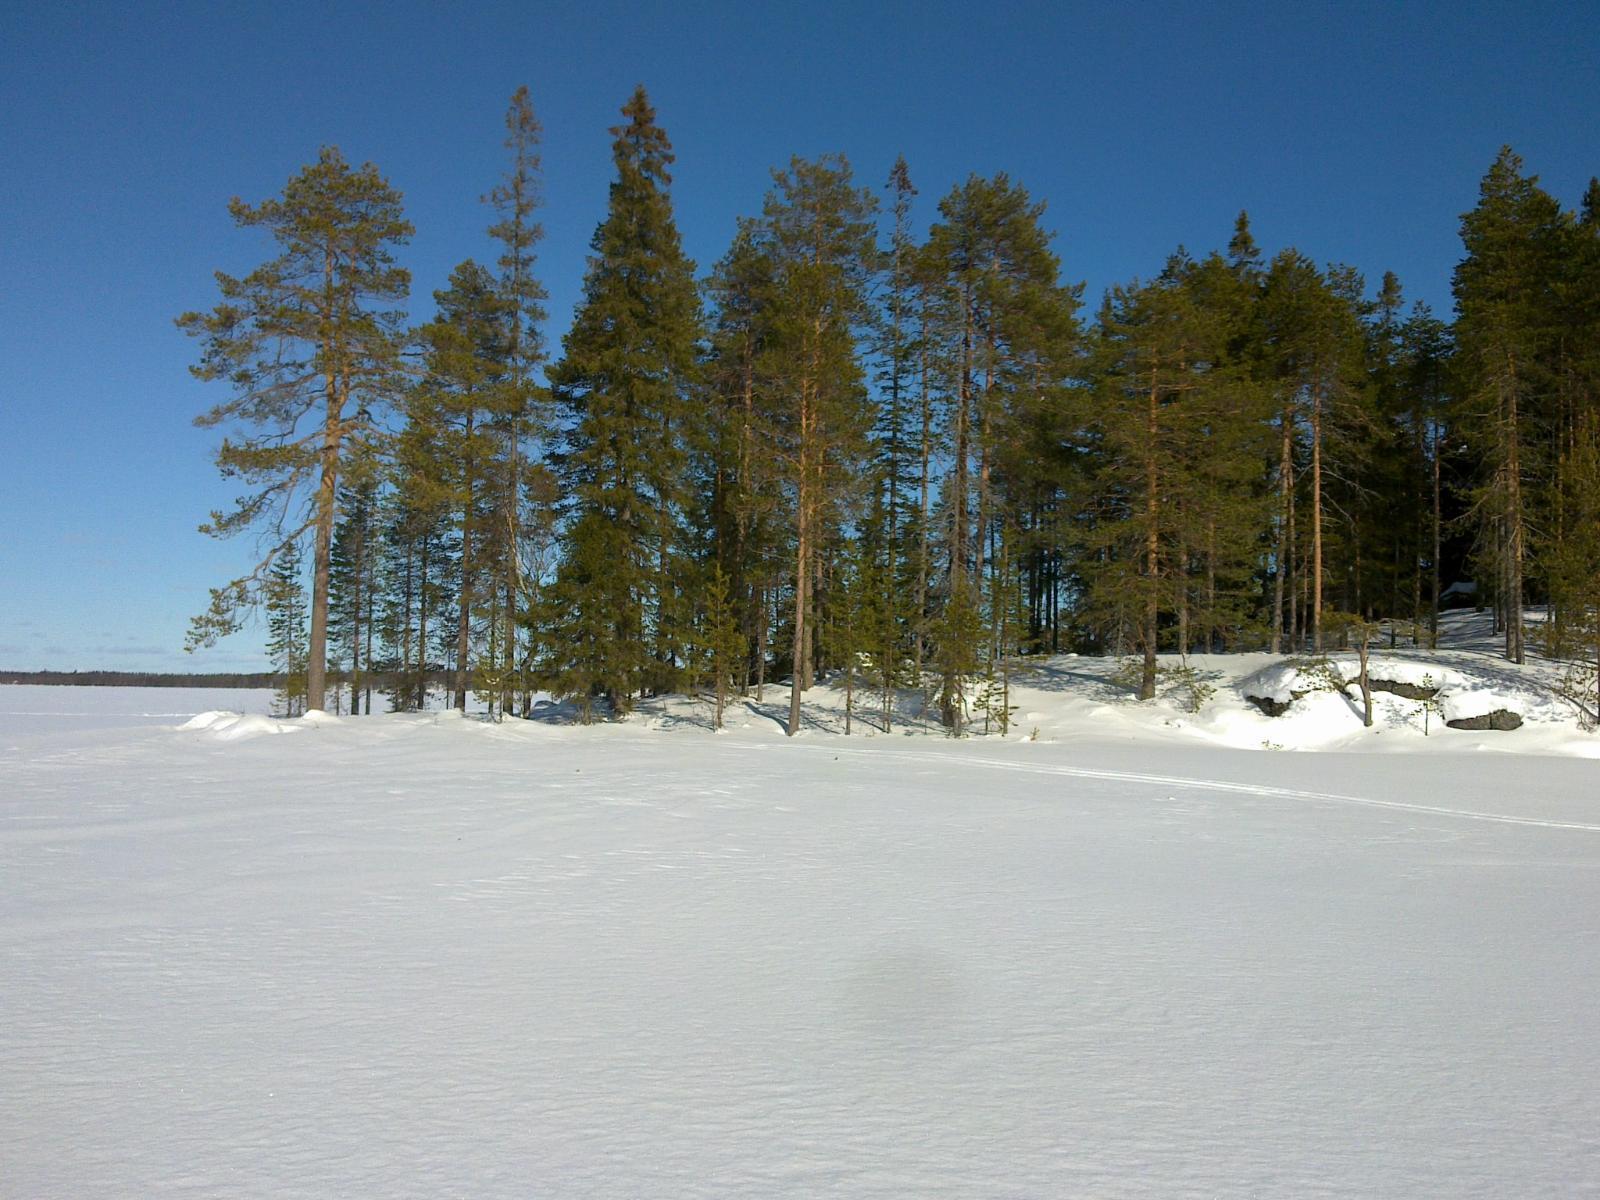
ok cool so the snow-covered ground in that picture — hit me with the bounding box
[4,618,1598,1196]
[585,609,1599,758]
[0,684,276,731]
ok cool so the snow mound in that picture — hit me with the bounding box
[180,711,300,741]
[211,714,295,741]
[1237,660,1308,707]
[178,710,232,731]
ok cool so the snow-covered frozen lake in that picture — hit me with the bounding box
[4,684,1599,1196]
[0,683,276,732]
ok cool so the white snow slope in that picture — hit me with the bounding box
[3,636,1599,1196]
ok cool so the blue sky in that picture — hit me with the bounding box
[1,0,1596,672]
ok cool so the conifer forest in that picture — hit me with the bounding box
[181,86,1600,733]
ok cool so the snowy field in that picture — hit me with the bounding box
[0,684,276,731]
[4,630,1600,1197]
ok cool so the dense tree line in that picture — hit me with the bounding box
[180,89,1600,730]
[0,671,285,688]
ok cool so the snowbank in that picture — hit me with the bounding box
[179,708,342,740]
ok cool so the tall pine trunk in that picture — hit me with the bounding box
[1431,431,1443,648]
[1505,375,1525,664]
[787,369,813,736]
[1272,408,1292,655]
[1311,382,1324,653]
[503,424,521,719]
[400,540,414,711]
[455,412,475,711]
[1141,374,1160,701]
[914,337,932,681]
[417,539,431,712]
[307,380,342,713]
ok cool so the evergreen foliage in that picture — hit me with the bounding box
[1452,147,1565,665]
[483,85,550,716]
[756,155,879,735]
[544,87,704,719]
[329,469,380,715]
[182,120,1600,724]
[180,147,412,712]
[265,541,310,716]
[411,259,515,712]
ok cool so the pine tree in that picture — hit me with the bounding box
[1084,259,1206,698]
[758,155,879,735]
[1545,413,1600,723]
[180,147,412,711]
[1544,175,1600,658]
[1258,249,1366,652]
[1543,185,1600,687]
[917,174,1080,720]
[546,86,704,718]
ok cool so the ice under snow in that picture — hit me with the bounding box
[3,611,1597,1196]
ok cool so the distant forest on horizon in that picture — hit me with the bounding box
[173,85,1600,733]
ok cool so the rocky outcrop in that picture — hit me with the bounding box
[1446,709,1523,732]
[1369,678,1440,701]
[1246,693,1296,717]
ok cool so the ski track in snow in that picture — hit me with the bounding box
[789,744,1600,834]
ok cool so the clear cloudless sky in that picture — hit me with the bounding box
[1,0,1596,671]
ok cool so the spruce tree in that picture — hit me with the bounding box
[1227,211,1262,278]
[1452,147,1565,664]
[546,86,704,718]
[484,86,549,715]
[870,157,922,699]
[329,468,380,714]
[1395,304,1453,645]
[381,406,453,710]
[702,221,784,697]
[180,147,412,711]
[692,563,747,731]
[1359,271,1421,632]
[412,260,515,712]
[1179,249,1274,652]
[265,541,309,716]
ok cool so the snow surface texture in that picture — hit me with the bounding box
[0,684,274,731]
[3,617,1598,1197]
